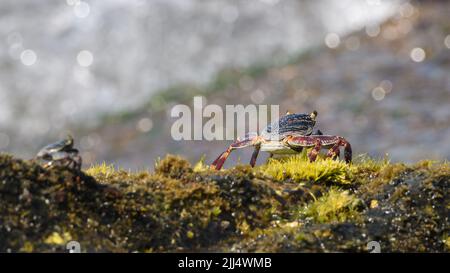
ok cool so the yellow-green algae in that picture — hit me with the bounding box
[0,153,448,252]
[300,188,362,224]
[261,155,352,185]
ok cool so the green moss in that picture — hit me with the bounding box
[444,235,450,251]
[193,155,209,172]
[261,155,352,185]
[301,188,362,224]
[154,154,193,179]
[86,162,116,181]
[0,153,448,253]
[0,154,286,252]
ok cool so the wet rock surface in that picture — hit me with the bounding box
[0,154,448,252]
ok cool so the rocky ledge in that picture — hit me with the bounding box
[0,154,448,252]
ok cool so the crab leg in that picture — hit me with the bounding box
[285,135,352,163]
[211,151,227,167]
[325,136,352,163]
[323,137,352,163]
[211,136,262,170]
[307,138,322,162]
[250,145,261,167]
[340,138,352,163]
[326,142,341,160]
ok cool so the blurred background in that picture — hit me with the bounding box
[0,0,449,169]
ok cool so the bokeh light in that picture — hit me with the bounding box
[366,24,380,37]
[410,47,426,62]
[325,33,340,49]
[74,1,90,18]
[77,50,94,67]
[372,86,385,101]
[20,49,37,66]
[399,2,415,18]
[445,35,450,49]
[380,80,393,93]
[250,89,265,104]
[137,118,154,133]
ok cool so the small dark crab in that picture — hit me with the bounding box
[35,135,82,170]
[211,111,352,170]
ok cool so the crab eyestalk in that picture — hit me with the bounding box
[65,134,74,148]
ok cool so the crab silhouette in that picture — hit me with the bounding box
[35,135,82,170]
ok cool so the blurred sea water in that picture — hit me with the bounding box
[0,0,402,157]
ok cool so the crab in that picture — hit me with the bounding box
[35,135,82,170]
[211,111,352,170]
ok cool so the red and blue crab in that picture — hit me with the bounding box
[211,111,352,170]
